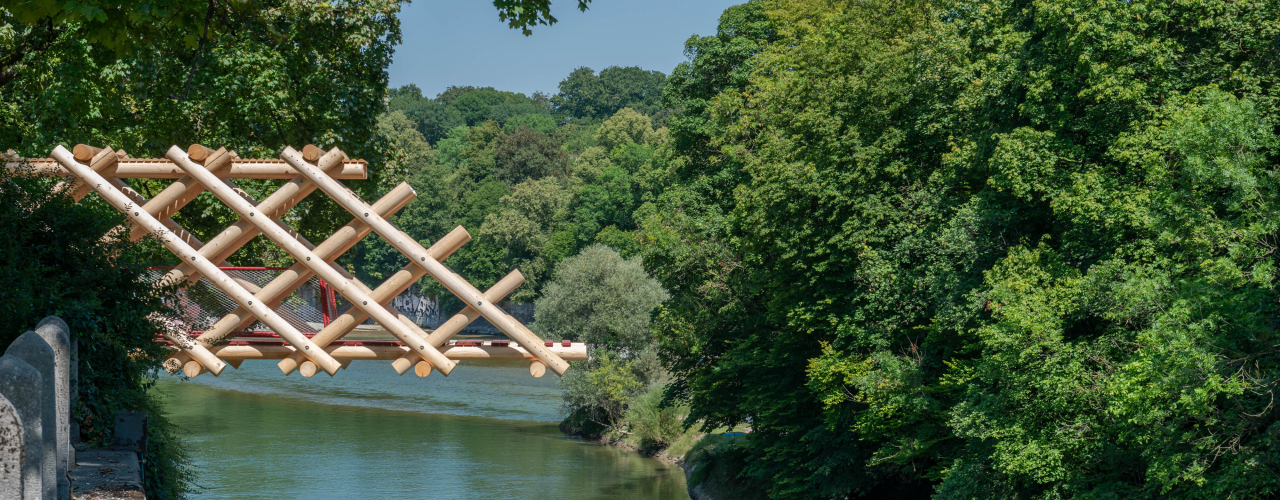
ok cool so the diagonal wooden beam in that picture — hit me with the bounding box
[51,145,343,375]
[390,270,526,377]
[168,146,460,375]
[126,145,236,241]
[164,183,419,374]
[52,146,123,201]
[281,146,571,376]
[159,147,351,286]
[285,226,475,377]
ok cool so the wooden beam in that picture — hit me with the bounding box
[284,226,471,376]
[71,148,124,201]
[50,145,347,375]
[169,146,459,376]
[187,144,216,163]
[165,183,418,371]
[281,146,571,376]
[389,269,525,375]
[72,144,102,162]
[203,343,588,361]
[6,158,368,179]
[301,144,323,162]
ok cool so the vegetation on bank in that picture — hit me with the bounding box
[0,166,195,498]
[638,0,1280,498]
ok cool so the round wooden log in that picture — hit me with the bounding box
[281,146,571,376]
[56,147,119,201]
[156,321,225,376]
[127,148,235,242]
[301,144,323,162]
[529,361,546,378]
[167,182,417,369]
[71,149,124,201]
[183,360,205,377]
[390,269,525,374]
[159,147,349,284]
[72,144,102,162]
[414,361,432,377]
[284,225,470,375]
[170,146,458,376]
[299,362,318,378]
[200,343,588,361]
[6,158,369,179]
[187,144,216,163]
[53,145,340,375]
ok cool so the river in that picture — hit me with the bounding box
[154,359,690,499]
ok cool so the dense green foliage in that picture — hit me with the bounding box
[636,0,1280,497]
[552,66,668,122]
[534,244,667,428]
[0,167,193,498]
[0,0,409,269]
[354,76,670,307]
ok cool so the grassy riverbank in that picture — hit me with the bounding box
[559,385,758,500]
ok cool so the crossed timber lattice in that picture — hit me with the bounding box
[14,143,577,379]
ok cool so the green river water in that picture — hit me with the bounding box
[155,359,690,500]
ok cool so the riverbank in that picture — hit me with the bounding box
[572,423,757,500]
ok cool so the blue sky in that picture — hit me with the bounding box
[388,0,742,98]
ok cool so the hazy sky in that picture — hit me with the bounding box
[388,0,741,98]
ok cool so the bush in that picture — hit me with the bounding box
[625,383,686,450]
[533,244,668,352]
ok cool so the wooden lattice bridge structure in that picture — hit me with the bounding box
[7,144,583,379]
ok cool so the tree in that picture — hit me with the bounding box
[594,107,654,151]
[0,166,194,498]
[553,66,667,121]
[494,126,570,185]
[535,244,667,350]
[535,244,668,429]
[647,0,1280,498]
[493,0,595,35]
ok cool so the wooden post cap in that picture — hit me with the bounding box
[530,361,546,378]
[73,144,103,162]
[188,144,216,163]
[301,144,323,162]
[414,361,433,377]
[183,360,206,378]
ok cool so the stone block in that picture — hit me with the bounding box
[0,393,23,499]
[6,331,57,500]
[35,317,70,500]
[0,355,43,500]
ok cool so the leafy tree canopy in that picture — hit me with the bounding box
[640,0,1280,498]
[553,66,667,121]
